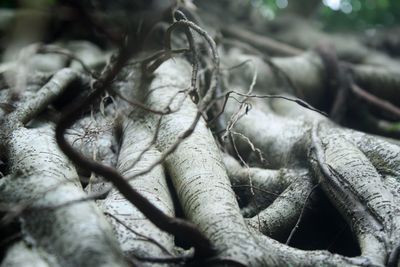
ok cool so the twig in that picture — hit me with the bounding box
[55,42,215,258]
[222,64,258,140]
[231,131,265,164]
[174,10,200,101]
[286,183,319,245]
[105,212,173,256]
[165,16,220,108]
[37,45,99,78]
[131,253,193,264]
[221,25,302,57]
[351,83,400,119]
[113,89,173,115]
[229,132,254,195]
[210,90,327,129]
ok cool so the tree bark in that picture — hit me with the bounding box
[0,1,400,266]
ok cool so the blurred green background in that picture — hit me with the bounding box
[257,0,400,30]
[1,0,400,31]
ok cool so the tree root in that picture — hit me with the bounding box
[1,11,400,266]
[224,94,400,266]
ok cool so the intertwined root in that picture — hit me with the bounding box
[1,42,399,267]
[98,58,398,266]
[1,54,398,266]
[226,95,400,266]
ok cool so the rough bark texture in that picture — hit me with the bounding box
[0,0,400,266]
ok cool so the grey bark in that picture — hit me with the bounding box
[0,1,400,267]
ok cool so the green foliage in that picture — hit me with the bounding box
[319,0,400,31]
[261,0,400,31]
[389,122,400,132]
